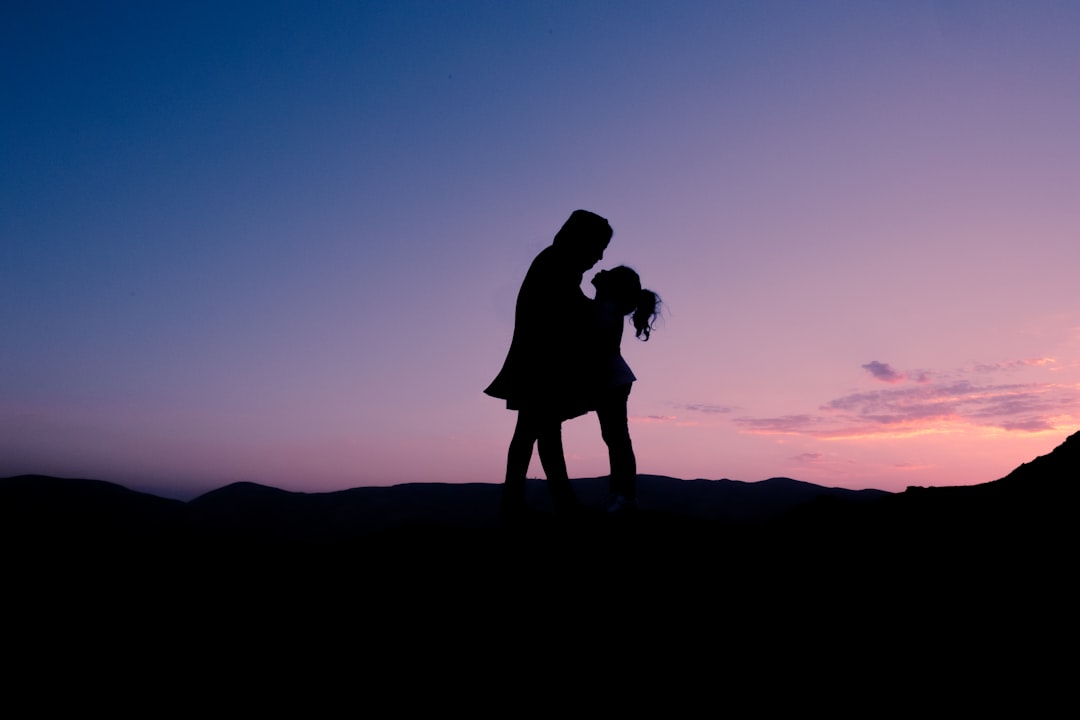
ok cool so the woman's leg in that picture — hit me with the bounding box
[597,385,636,504]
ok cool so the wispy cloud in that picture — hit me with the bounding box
[893,462,935,471]
[998,418,1056,431]
[862,361,905,383]
[631,415,679,424]
[736,414,822,433]
[971,357,1056,373]
[682,403,736,415]
[733,358,1080,439]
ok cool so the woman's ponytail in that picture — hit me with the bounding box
[632,289,661,341]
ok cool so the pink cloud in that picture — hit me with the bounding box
[732,361,1080,440]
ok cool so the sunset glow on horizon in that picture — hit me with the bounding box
[3,2,1079,501]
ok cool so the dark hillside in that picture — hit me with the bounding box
[3,432,1073,681]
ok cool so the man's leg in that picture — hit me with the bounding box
[502,412,536,518]
[536,418,580,513]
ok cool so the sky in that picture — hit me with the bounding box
[3,1,1079,501]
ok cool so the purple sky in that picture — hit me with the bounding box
[3,2,1079,500]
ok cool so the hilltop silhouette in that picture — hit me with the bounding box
[4,432,1074,693]
[0,472,890,543]
[3,432,1074,559]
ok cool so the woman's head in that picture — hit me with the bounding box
[592,266,640,308]
[592,265,661,340]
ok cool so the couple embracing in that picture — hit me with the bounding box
[484,210,661,521]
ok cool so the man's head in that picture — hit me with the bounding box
[553,209,612,272]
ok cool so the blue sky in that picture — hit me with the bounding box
[3,1,1079,500]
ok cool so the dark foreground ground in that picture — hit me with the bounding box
[3,433,1075,710]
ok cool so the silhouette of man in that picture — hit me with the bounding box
[485,209,613,519]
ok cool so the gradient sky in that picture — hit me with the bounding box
[4,1,1079,501]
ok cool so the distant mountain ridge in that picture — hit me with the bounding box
[1,429,1075,545]
[0,472,889,543]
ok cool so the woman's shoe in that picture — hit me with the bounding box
[606,494,637,514]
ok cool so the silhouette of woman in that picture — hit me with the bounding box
[485,210,613,519]
[588,265,661,513]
